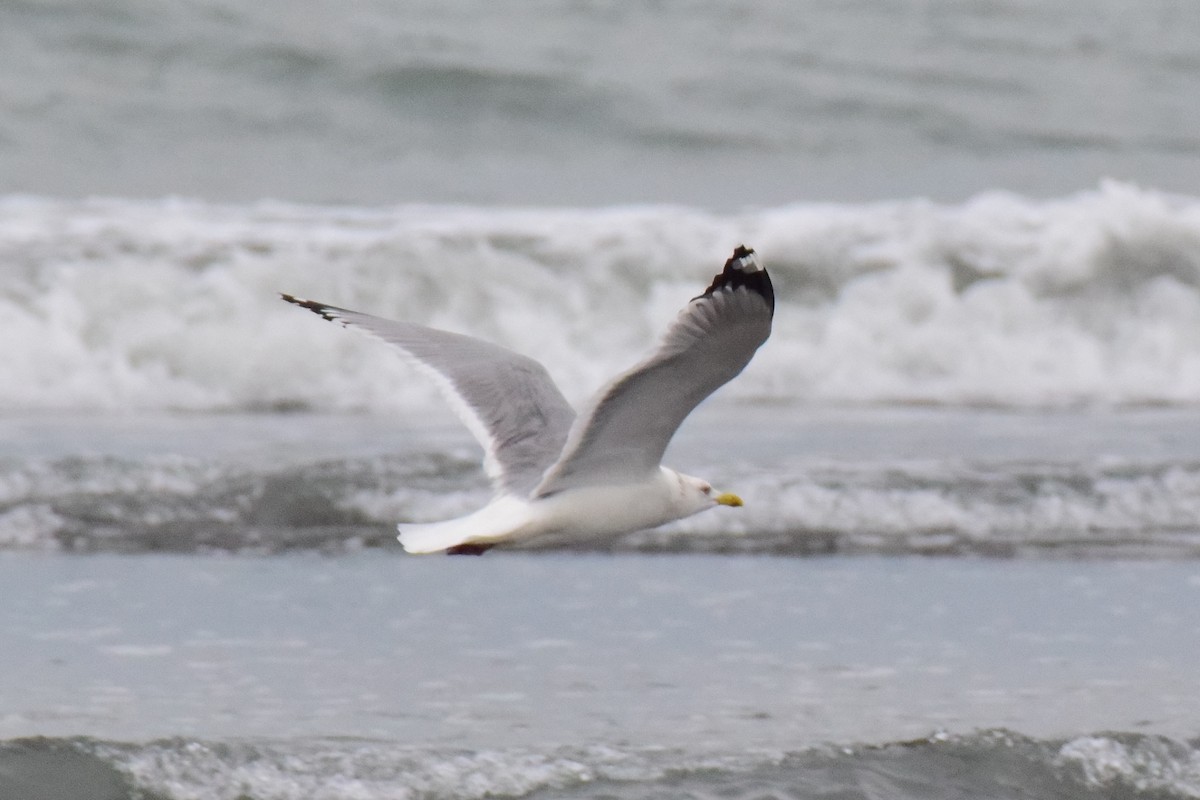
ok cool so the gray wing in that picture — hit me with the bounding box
[534,246,773,497]
[281,295,576,497]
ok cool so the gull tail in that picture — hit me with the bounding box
[397,497,531,555]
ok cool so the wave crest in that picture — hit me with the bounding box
[5,183,1200,412]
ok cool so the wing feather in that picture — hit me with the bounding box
[534,246,772,496]
[281,295,576,497]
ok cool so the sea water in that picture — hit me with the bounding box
[5,407,1200,557]
[3,0,1200,206]
[2,553,1199,799]
[2,411,1200,799]
[4,1,1200,798]
[6,186,1200,414]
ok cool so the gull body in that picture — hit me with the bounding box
[398,467,743,554]
[282,245,773,555]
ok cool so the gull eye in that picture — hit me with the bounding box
[701,484,712,495]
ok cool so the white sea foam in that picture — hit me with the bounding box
[36,732,1200,800]
[5,446,1200,556]
[649,459,1200,556]
[4,183,1200,413]
[1057,735,1200,798]
[94,739,775,800]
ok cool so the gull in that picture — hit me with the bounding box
[282,245,773,554]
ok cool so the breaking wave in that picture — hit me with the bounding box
[5,443,1200,557]
[3,730,1198,800]
[5,182,1200,413]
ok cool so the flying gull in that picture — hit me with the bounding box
[282,245,773,554]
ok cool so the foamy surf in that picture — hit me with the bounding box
[5,182,1200,413]
[3,408,1200,557]
[2,731,1198,800]
[6,449,1199,557]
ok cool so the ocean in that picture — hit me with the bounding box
[3,1,1200,798]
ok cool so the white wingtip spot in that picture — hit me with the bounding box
[734,250,764,273]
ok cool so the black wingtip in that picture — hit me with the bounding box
[698,245,775,314]
[280,293,342,323]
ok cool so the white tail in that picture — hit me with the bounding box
[396,497,532,554]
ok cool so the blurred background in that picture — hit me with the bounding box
[4,0,1200,415]
[4,0,1200,547]
[4,0,1200,553]
[4,0,1200,206]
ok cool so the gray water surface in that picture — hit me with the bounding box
[4,553,1197,748]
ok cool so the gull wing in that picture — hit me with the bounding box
[281,295,576,497]
[534,246,773,497]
